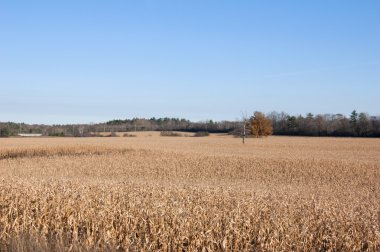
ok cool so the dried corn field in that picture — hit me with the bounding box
[0,134,380,251]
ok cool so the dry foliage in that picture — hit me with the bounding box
[250,112,273,137]
[0,135,380,251]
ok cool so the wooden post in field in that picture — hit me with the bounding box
[241,111,248,144]
[243,124,246,144]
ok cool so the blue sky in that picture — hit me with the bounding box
[1,1,379,124]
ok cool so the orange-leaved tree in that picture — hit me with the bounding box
[250,111,273,137]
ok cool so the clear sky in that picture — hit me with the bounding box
[1,1,379,124]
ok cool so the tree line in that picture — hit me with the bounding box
[1,111,379,137]
[268,110,380,137]
[0,118,237,137]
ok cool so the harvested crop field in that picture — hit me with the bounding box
[1,134,380,251]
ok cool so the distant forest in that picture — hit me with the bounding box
[1,110,379,137]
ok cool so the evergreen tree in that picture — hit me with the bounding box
[0,127,10,137]
[350,110,359,136]
[306,113,314,120]
[350,110,358,124]
[286,116,297,134]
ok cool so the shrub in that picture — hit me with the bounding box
[48,132,65,137]
[160,131,182,137]
[194,131,209,137]
[123,133,136,137]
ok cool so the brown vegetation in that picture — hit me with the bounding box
[160,131,183,137]
[0,135,379,251]
[250,111,273,137]
[193,131,209,137]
